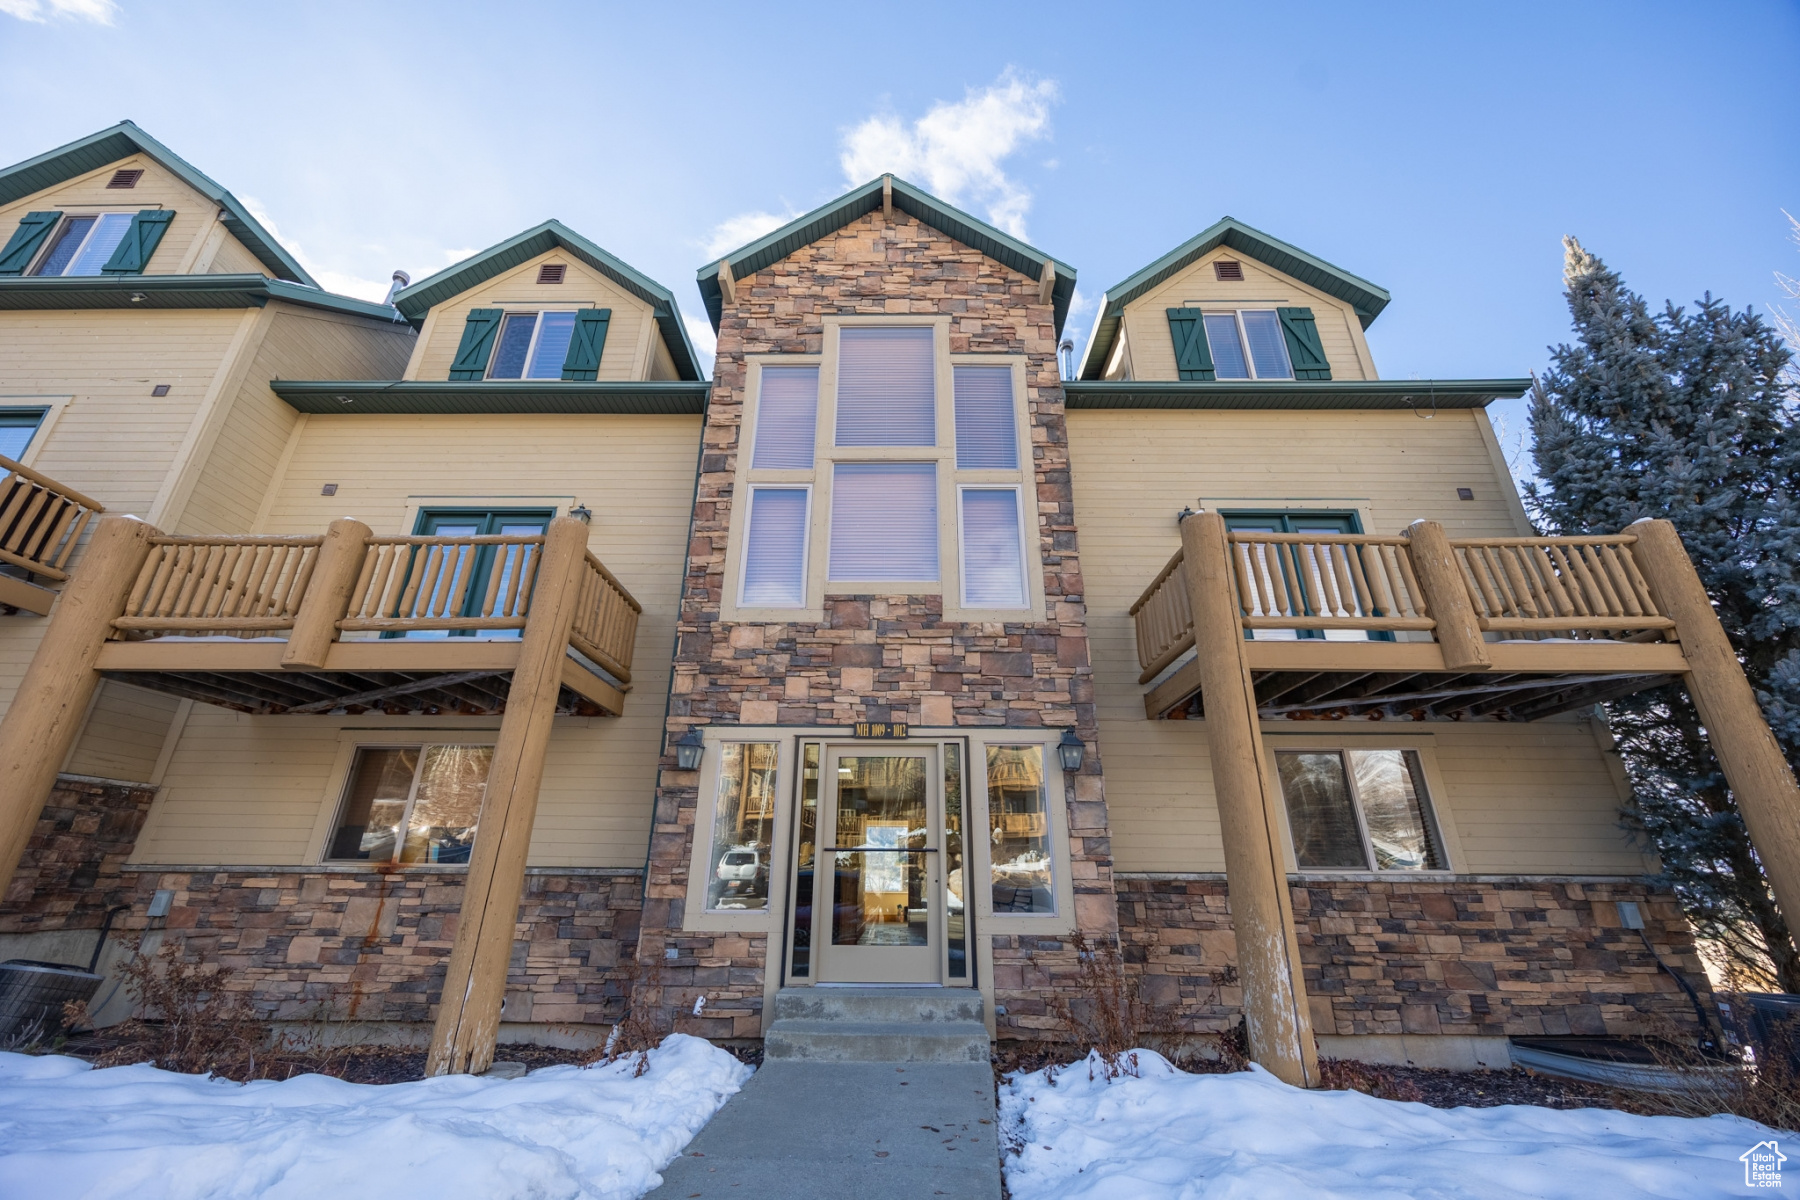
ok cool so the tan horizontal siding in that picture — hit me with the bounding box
[204,235,265,275]
[408,253,656,383]
[64,681,183,783]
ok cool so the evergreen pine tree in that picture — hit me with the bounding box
[1527,237,1800,990]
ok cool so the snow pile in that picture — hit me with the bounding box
[1000,1051,1774,1199]
[0,1033,749,1200]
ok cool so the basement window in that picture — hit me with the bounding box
[1274,749,1445,872]
[325,744,493,865]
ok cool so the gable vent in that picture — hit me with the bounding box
[1213,259,1244,281]
[106,169,145,189]
[537,263,566,284]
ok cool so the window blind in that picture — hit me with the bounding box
[741,487,810,606]
[1203,314,1250,379]
[828,463,938,581]
[959,488,1026,606]
[835,327,935,446]
[752,367,820,469]
[953,366,1017,469]
[526,312,576,379]
[1240,310,1292,379]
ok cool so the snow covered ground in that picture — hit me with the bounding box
[1000,1051,1780,1199]
[0,1033,749,1200]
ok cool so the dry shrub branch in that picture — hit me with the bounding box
[579,943,668,1078]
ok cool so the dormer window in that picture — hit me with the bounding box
[31,212,135,277]
[1204,310,1293,380]
[487,310,578,380]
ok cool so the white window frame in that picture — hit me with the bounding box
[1204,308,1294,381]
[318,739,497,867]
[720,317,1044,622]
[737,483,814,609]
[485,309,579,381]
[956,483,1029,609]
[29,211,139,278]
[1262,735,1460,875]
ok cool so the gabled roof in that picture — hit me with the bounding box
[0,121,315,286]
[695,175,1078,335]
[393,220,704,382]
[1077,217,1391,380]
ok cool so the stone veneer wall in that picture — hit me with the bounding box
[1114,875,1710,1040]
[1,776,157,933]
[643,208,1117,1036]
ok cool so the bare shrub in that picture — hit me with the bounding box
[580,943,668,1078]
[1048,933,1150,1080]
[1631,1004,1800,1133]
[63,939,266,1080]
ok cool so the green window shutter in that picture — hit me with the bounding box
[0,212,61,276]
[560,308,611,381]
[1276,307,1331,380]
[1167,308,1215,381]
[100,210,176,275]
[448,309,505,380]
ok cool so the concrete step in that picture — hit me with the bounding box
[763,1018,991,1063]
[772,986,984,1025]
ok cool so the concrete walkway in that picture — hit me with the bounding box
[645,1060,1002,1200]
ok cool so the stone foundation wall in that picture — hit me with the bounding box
[1,776,157,933]
[1115,874,1709,1039]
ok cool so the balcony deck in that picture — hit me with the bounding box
[93,528,640,716]
[1133,527,1690,721]
[0,453,104,615]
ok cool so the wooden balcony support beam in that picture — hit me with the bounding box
[0,571,58,616]
[1179,510,1319,1087]
[428,516,592,1077]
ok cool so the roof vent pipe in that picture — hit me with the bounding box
[1058,338,1075,381]
[382,270,410,306]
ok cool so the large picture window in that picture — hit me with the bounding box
[1274,748,1445,872]
[326,744,493,865]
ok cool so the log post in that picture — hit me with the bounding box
[281,517,371,669]
[427,516,590,1076]
[1404,519,1491,671]
[0,516,159,896]
[1629,518,1800,930]
[1180,510,1320,1087]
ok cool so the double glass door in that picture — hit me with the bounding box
[795,744,967,985]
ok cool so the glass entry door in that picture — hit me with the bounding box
[815,746,944,984]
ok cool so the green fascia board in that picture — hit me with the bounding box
[0,274,404,321]
[1077,217,1392,380]
[1063,379,1529,410]
[271,379,711,416]
[694,175,1078,336]
[0,121,316,286]
[392,220,704,382]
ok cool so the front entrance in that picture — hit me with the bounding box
[787,742,969,985]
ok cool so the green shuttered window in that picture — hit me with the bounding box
[101,210,176,275]
[0,212,60,276]
[448,309,505,380]
[1166,308,1216,381]
[1277,307,1332,380]
[560,308,611,380]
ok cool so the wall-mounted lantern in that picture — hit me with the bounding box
[1057,728,1086,772]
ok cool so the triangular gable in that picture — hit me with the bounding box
[395,220,703,382]
[1078,217,1390,380]
[0,121,314,285]
[695,175,1078,335]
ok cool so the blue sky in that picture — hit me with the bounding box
[3,0,1796,470]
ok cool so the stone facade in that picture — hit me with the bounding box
[1115,874,1709,1040]
[1,776,157,934]
[642,208,1117,1031]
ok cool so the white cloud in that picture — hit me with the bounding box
[839,70,1058,239]
[0,0,116,23]
[242,197,471,304]
[701,209,799,261]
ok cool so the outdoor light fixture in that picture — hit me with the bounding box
[1058,728,1085,772]
[569,504,593,524]
[128,291,146,303]
[674,728,705,770]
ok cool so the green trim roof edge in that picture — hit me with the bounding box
[392,220,704,382]
[270,379,710,416]
[1077,217,1393,380]
[0,274,405,321]
[694,175,1077,336]
[1063,379,1529,410]
[0,121,316,286]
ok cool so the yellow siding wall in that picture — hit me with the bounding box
[132,413,701,868]
[1109,249,1377,382]
[406,253,659,383]
[1067,407,1646,876]
[0,153,261,277]
[64,683,184,783]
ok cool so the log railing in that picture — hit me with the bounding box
[107,529,641,682]
[0,453,104,583]
[1132,525,1676,680]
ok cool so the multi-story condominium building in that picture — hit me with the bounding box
[2,125,1794,1084]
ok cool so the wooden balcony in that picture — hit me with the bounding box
[0,453,105,615]
[1132,524,1691,721]
[92,524,640,716]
